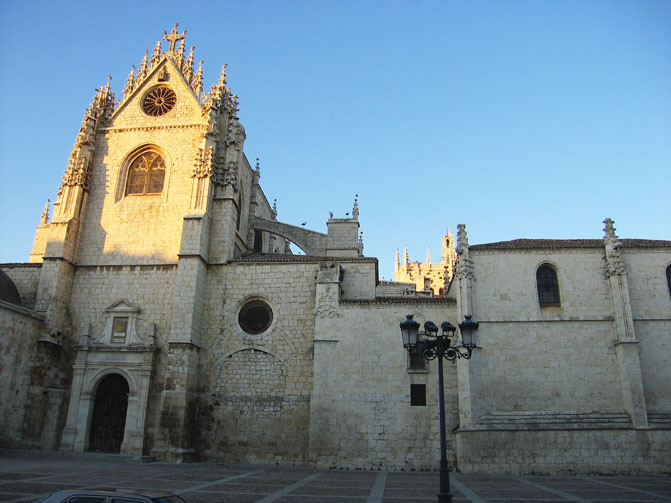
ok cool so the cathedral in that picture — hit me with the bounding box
[1,26,670,474]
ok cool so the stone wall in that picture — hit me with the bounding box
[194,260,318,463]
[311,298,459,470]
[1,264,41,309]
[469,249,624,415]
[340,260,377,300]
[0,302,44,447]
[457,429,671,475]
[623,249,671,415]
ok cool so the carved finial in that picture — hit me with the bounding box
[352,194,359,219]
[123,65,135,99]
[395,248,400,268]
[40,199,50,225]
[603,217,618,240]
[426,247,431,264]
[150,41,162,67]
[164,23,186,53]
[255,158,260,172]
[271,199,278,220]
[194,61,203,98]
[404,244,409,265]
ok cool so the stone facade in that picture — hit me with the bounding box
[1,26,670,474]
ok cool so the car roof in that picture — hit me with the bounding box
[38,488,180,500]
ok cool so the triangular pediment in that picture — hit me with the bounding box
[104,298,140,313]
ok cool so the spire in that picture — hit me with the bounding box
[175,39,186,69]
[404,245,409,266]
[603,217,626,277]
[271,199,278,220]
[136,50,148,83]
[457,224,469,253]
[426,247,431,264]
[231,94,240,117]
[352,194,359,219]
[40,200,50,225]
[163,23,186,53]
[395,248,400,269]
[603,217,618,241]
[183,46,195,82]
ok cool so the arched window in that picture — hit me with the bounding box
[125,149,166,195]
[537,264,560,306]
[666,264,671,299]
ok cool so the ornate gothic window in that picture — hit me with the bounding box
[125,149,166,195]
[537,264,560,306]
[142,86,177,116]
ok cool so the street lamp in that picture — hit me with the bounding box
[399,314,479,503]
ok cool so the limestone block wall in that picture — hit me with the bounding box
[1,264,42,309]
[207,195,238,262]
[310,299,459,470]
[75,130,198,264]
[0,303,44,447]
[471,249,613,320]
[326,219,360,257]
[622,249,671,414]
[475,320,621,414]
[469,250,624,415]
[340,260,378,300]
[194,260,318,464]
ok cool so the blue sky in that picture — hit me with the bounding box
[1,0,669,279]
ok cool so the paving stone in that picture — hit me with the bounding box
[1,455,670,503]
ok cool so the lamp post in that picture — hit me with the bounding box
[400,314,479,503]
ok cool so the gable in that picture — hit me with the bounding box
[110,57,204,128]
[104,298,140,314]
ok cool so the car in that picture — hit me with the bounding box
[34,489,188,503]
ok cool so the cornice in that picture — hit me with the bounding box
[98,123,206,134]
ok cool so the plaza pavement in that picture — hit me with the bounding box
[0,451,669,503]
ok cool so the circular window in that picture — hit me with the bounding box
[142,86,177,116]
[238,299,273,335]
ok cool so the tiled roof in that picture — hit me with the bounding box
[341,297,455,305]
[470,238,671,251]
[234,253,377,263]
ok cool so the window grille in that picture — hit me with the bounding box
[126,150,166,195]
[537,264,560,306]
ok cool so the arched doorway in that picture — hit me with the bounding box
[89,374,129,452]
